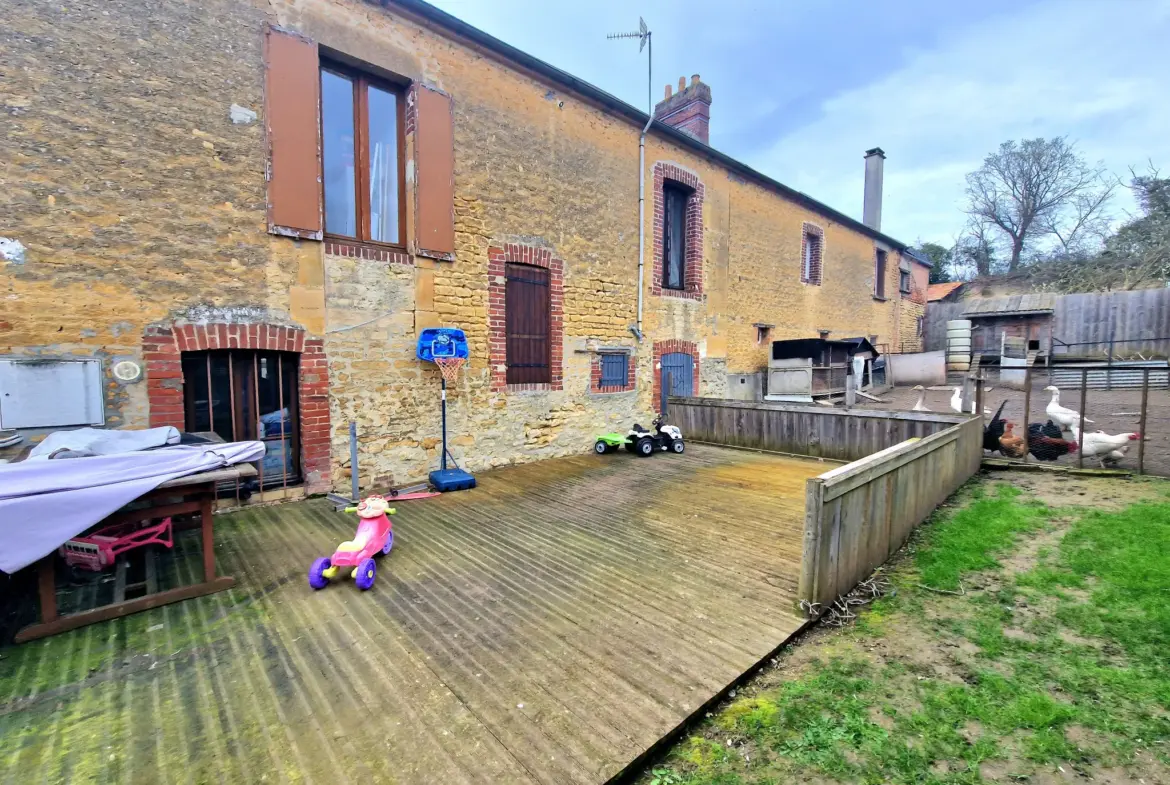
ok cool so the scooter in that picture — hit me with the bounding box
[308,495,396,591]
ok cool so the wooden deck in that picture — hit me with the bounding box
[0,445,820,784]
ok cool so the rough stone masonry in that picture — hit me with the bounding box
[0,0,926,495]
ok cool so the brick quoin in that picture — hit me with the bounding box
[651,162,704,300]
[590,352,636,394]
[801,222,825,286]
[652,339,699,412]
[144,323,331,494]
[487,243,564,393]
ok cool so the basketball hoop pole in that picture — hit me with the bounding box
[440,374,448,472]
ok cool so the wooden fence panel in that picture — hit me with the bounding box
[800,418,983,607]
[669,397,967,463]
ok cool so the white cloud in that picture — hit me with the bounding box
[752,0,1170,245]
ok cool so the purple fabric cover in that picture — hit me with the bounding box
[0,441,265,574]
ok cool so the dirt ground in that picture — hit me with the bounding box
[856,373,1170,476]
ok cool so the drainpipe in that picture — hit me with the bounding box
[636,112,653,338]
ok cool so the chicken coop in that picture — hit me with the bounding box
[765,337,879,403]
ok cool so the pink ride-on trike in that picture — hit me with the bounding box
[308,495,396,591]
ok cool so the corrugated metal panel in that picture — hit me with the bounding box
[264,26,323,239]
[1050,361,1170,389]
[414,85,456,259]
[0,358,105,428]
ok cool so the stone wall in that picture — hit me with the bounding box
[2,0,925,490]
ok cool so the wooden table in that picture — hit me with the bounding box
[14,464,256,643]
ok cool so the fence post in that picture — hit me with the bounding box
[1139,368,1150,475]
[1077,368,1087,469]
[349,420,359,501]
[975,374,985,423]
[845,373,856,408]
[1022,366,1031,464]
[962,375,974,415]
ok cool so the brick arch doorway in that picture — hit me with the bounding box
[143,323,331,493]
[652,339,699,412]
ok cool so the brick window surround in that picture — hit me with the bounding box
[590,351,636,394]
[652,339,700,412]
[488,243,564,392]
[143,323,331,493]
[651,162,704,300]
[800,222,824,286]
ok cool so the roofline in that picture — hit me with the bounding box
[377,0,912,251]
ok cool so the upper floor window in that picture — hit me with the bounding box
[874,249,888,299]
[662,182,691,290]
[802,232,823,285]
[320,64,404,245]
[899,268,912,294]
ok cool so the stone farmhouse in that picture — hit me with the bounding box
[1,0,930,496]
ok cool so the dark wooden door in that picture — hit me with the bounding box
[505,263,551,384]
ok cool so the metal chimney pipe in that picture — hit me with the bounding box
[863,147,885,231]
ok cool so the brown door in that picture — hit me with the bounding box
[505,263,551,385]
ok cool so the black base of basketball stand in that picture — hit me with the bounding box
[429,373,476,492]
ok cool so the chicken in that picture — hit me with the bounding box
[1070,427,1141,467]
[950,386,992,415]
[983,400,1008,452]
[911,385,930,412]
[998,422,1027,457]
[1027,420,1077,461]
[1043,385,1093,437]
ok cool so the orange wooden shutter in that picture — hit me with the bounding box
[414,85,455,260]
[264,26,322,239]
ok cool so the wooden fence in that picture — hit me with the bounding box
[799,418,984,607]
[925,288,1170,358]
[669,397,968,462]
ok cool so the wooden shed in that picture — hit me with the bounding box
[964,294,1056,358]
[765,337,878,402]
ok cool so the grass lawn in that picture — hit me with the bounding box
[638,472,1170,784]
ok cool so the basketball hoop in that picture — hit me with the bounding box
[434,356,464,385]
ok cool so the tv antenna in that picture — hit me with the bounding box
[607,17,651,116]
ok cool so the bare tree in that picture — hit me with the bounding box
[952,220,998,277]
[964,137,1113,271]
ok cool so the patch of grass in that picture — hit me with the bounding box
[914,484,1046,590]
[639,478,1170,785]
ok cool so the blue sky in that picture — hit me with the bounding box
[431,0,1170,247]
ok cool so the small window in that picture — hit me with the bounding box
[321,63,405,245]
[662,182,690,290]
[899,269,911,294]
[916,316,924,337]
[505,263,551,385]
[874,250,888,298]
[802,232,822,285]
[599,353,629,388]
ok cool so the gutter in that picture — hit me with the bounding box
[378,0,913,252]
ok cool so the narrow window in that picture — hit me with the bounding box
[802,232,823,285]
[181,350,301,487]
[599,353,629,388]
[320,63,405,245]
[662,183,689,290]
[874,250,888,298]
[916,316,924,337]
[505,263,551,385]
[899,269,911,294]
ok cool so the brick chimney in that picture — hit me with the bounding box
[653,74,712,145]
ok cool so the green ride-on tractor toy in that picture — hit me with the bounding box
[594,414,685,457]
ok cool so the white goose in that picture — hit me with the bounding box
[950,386,991,415]
[912,385,930,412]
[1044,386,1092,435]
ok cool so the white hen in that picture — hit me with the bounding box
[1069,426,1139,467]
[1044,386,1092,435]
[912,385,930,412]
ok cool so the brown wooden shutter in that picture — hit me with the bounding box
[505,264,550,385]
[264,25,323,239]
[414,85,455,260]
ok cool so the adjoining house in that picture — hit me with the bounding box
[1,0,929,495]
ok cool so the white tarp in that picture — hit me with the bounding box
[27,426,181,460]
[0,441,265,574]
